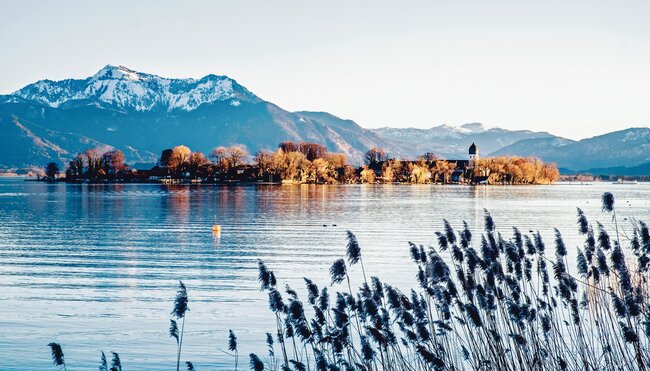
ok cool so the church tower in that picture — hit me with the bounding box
[468,142,478,169]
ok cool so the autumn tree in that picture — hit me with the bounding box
[211,145,247,173]
[359,166,376,183]
[278,141,299,153]
[168,145,191,176]
[102,150,125,178]
[431,160,456,184]
[254,150,275,178]
[339,165,357,183]
[409,162,431,184]
[324,153,347,169]
[474,156,559,184]
[299,142,327,161]
[274,150,309,182]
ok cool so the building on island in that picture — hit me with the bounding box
[374,142,487,184]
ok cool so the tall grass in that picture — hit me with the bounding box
[171,280,190,371]
[47,192,650,370]
[244,192,650,370]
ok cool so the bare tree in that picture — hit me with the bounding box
[45,162,59,180]
[160,149,174,167]
[102,150,125,178]
[225,146,247,168]
[188,151,209,178]
[67,154,84,180]
[364,147,387,167]
[85,148,106,179]
[210,147,227,164]
[420,152,438,163]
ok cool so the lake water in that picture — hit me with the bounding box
[0,178,649,370]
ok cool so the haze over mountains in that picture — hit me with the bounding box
[0,65,648,174]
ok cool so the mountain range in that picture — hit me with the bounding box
[0,65,648,174]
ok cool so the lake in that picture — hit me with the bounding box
[0,178,648,370]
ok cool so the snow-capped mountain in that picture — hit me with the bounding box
[0,65,406,169]
[0,65,648,173]
[9,65,260,112]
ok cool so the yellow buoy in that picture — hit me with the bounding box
[212,225,221,233]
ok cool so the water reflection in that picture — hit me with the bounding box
[0,178,649,370]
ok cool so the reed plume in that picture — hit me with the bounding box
[47,342,65,370]
[171,280,189,371]
[229,329,238,370]
[99,351,108,371]
[110,352,121,371]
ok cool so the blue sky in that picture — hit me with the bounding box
[1,0,648,139]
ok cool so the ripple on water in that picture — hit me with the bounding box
[0,178,649,370]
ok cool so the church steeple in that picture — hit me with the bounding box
[468,142,478,168]
[469,142,477,155]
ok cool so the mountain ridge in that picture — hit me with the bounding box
[0,65,647,174]
[491,127,650,171]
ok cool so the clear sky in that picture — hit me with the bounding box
[1,0,648,139]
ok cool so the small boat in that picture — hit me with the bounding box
[212,225,221,233]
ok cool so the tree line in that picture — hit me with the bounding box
[44,148,127,181]
[43,142,559,185]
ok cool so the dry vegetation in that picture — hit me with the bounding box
[47,193,650,370]
[45,142,559,185]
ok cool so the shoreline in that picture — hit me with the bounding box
[21,178,586,186]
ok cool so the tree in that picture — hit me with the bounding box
[419,152,438,164]
[85,148,106,179]
[160,149,174,167]
[102,150,125,178]
[431,160,456,184]
[45,162,59,180]
[409,163,431,184]
[359,166,376,183]
[324,153,347,169]
[254,150,275,177]
[210,147,227,163]
[66,154,84,180]
[364,147,387,168]
[278,141,299,153]
[225,146,247,168]
[274,150,309,182]
[382,161,396,182]
[339,165,357,183]
[188,151,209,179]
[299,142,327,161]
[168,145,191,176]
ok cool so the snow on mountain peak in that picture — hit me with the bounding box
[92,65,142,81]
[459,123,487,132]
[11,65,259,112]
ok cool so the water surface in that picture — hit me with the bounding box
[0,178,648,370]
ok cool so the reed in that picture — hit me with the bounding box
[171,280,190,371]
[47,342,65,371]
[242,192,650,370]
[229,329,239,370]
[46,192,650,370]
